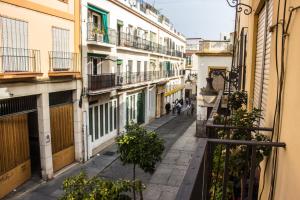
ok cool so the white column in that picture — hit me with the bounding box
[37,93,53,180]
[73,85,83,162]
[118,92,127,133]
[144,86,150,124]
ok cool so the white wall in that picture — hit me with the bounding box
[196,55,232,120]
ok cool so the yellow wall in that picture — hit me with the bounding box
[239,0,300,199]
[0,0,81,76]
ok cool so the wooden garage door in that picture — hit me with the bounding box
[253,0,273,125]
[0,114,31,198]
[50,103,75,172]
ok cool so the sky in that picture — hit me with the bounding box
[145,0,235,40]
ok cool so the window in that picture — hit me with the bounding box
[186,56,192,66]
[94,106,99,140]
[105,103,108,134]
[88,56,103,75]
[100,105,104,137]
[109,102,113,132]
[0,16,29,71]
[52,27,71,70]
[114,101,117,130]
[89,107,94,141]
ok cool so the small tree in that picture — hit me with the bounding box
[116,123,165,200]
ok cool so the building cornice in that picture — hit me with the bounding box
[195,52,233,57]
[0,0,75,21]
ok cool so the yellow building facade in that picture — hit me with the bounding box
[235,0,300,199]
[0,0,82,198]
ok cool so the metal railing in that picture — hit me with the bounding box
[0,47,41,73]
[176,91,286,200]
[49,51,79,72]
[88,74,117,91]
[87,22,116,45]
[117,32,183,58]
[88,70,178,91]
[199,41,233,53]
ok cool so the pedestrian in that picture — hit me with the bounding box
[179,98,183,106]
[185,97,189,105]
[172,102,176,115]
[191,102,195,116]
[186,103,191,116]
[176,102,182,115]
[165,102,171,114]
[175,98,178,105]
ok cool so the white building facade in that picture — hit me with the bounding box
[81,0,186,159]
[196,40,232,121]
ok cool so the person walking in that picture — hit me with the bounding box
[191,102,195,116]
[186,103,191,116]
[165,102,171,115]
[172,102,176,115]
[176,102,182,115]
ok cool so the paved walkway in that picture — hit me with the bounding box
[5,113,180,200]
[143,122,199,200]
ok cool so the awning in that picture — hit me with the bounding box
[87,4,108,15]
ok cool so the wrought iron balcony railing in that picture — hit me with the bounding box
[176,91,286,200]
[117,32,183,58]
[88,73,117,91]
[88,70,179,91]
[0,47,41,73]
[87,22,116,45]
[49,51,79,72]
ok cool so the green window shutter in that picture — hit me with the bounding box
[102,14,109,43]
[137,92,145,124]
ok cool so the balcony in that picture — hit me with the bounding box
[117,32,183,58]
[48,51,80,77]
[87,22,116,46]
[0,47,41,79]
[117,70,177,86]
[199,41,233,54]
[87,70,177,93]
[176,91,286,200]
[88,73,117,92]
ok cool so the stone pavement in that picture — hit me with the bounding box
[98,113,195,184]
[5,113,179,200]
[143,122,199,200]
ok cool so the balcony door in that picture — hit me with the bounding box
[0,16,29,72]
[89,56,102,75]
[52,27,71,71]
[88,10,102,41]
[89,99,117,149]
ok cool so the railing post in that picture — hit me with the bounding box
[248,145,257,200]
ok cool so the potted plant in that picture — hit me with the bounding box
[92,27,103,42]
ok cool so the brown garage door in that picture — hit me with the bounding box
[0,114,31,198]
[50,103,75,172]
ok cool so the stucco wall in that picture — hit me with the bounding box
[239,0,300,199]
